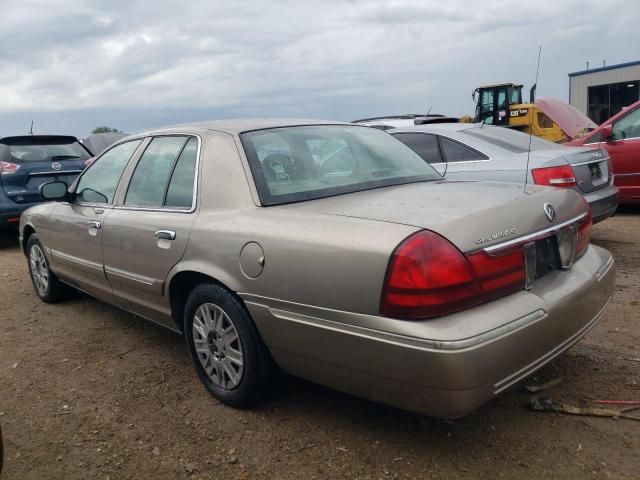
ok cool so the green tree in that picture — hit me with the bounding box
[91,126,122,134]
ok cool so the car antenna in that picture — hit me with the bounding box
[29,120,34,135]
[524,45,542,191]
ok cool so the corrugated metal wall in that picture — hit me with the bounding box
[569,64,640,114]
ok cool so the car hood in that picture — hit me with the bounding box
[280,180,587,252]
[535,96,597,139]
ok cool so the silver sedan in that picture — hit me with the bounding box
[354,120,619,223]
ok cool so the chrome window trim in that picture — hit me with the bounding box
[392,130,493,164]
[427,159,492,166]
[66,201,114,209]
[483,212,588,253]
[115,133,201,214]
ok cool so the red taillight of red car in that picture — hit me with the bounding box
[466,248,525,302]
[576,209,592,258]
[0,161,20,175]
[531,165,576,187]
[380,230,484,319]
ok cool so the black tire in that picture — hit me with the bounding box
[26,234,69,303]
[183,283,272,408]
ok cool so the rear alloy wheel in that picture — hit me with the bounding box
[192,303,244,389]
[27,234,68,303]
[184,284,272,408]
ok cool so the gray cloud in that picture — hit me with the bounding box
[0,0,638,136]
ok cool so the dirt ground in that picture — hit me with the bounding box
[0,207,638,480]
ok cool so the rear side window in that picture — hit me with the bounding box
[439,137,488,162]
[393,133,443,163]
[0,136,91,164]
[125,136,197,209]
[165,138,198,208]
[76,140,142,204]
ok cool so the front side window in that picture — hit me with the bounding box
[125,136,189,207]
[393,133,443,163]
[612,107,640,140]
[584,131,603,145]
[439,137,488,162]
[76,140,142,204]
[241,125,441,205]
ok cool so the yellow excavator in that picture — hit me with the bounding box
[465,83,568,142]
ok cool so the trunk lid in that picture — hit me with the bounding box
[280,180,588,253]
[0,135,91,204]
[561,147,612,194]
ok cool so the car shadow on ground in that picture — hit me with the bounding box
[0,229,19,250]
[615,204,640,215]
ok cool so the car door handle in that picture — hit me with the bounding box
[155,230,176,241]
[87,221,101,229]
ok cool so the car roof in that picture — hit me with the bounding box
[133,118,352,137]
[352,114,444,123]
[390,123,479,133]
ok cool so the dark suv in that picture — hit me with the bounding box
[0,135,93,228]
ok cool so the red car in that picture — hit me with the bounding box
[567,99,640,204]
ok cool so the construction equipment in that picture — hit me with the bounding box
[472,83,567,142]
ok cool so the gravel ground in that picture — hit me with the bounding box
[0,207,638,479]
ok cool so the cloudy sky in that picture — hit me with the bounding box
[1,0,638,137]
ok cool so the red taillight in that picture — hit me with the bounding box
[0,161,20,175]
[467,248,525,302]
[380,230,483,319]
[576,209,592,257]
[531,165,576,187]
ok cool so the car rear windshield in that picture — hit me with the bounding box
[463,126,559,153]
[241,125,441,205]
[0,136,91,163]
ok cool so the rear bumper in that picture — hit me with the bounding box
[583,185,619,223]
[243,245,615,418]
[0,196,40,228]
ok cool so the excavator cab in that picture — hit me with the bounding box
[473,83,524,125]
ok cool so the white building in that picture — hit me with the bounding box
[569,60,640,124]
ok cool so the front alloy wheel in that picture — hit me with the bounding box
[29,243,49,296]
[26,234,68,303]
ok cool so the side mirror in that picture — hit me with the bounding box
[601,124,614,141]
[40,181,68,201]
